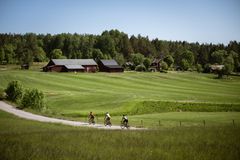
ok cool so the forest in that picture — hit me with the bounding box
[0,29,240,73]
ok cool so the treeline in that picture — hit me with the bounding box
[0,29,240,73]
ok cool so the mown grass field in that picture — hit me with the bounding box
[0,110,240,160]
[1,65,240,159]
[1,64,240,127]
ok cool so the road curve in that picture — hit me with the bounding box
[0,101,145,130]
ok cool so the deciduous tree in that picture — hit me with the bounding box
[50,49,66,59]
[143,58,151,70]
[211,50,226,64]
[131,53,144,66]
[164,55,174,67]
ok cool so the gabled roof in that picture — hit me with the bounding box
[51,59,97,66]
[65,65,84,69]
[100,60,119,66]
[210,64,224,70]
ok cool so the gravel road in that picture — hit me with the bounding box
[0,101,144,130]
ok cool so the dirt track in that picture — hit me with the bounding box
[0,101,144,130]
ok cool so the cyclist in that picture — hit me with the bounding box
[88,111,95,124]
[121,114,128,126]
[104,112,111,126]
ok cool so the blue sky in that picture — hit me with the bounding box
[0,0,240,44]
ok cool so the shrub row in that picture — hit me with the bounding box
[129,101,240,115]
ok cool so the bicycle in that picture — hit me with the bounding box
[88,117,95,125]
[104,118,112,127]
[120,120,129,129]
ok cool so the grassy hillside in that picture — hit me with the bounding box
[0,68,240,117]
[0,110,240,160]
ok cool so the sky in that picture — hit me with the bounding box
[0,0,240,44]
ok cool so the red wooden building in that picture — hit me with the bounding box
[43,59,97,72]
[98,60,124,72]
[149,58,161,71]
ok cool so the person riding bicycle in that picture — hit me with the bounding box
[104,112,111,126]
[121,114,129,129]
[88,111,95,124]
[121,114,128,125]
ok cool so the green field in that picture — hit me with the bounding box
[1,67,240,159]
[0,110,240,160]
[1,66,240,127]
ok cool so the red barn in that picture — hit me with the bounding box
[98,60,124,72]
[43,59,97,72]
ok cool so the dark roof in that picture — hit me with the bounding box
[106,65,123,69]
[64,65,84,69]
[100,60,119,66]
[51,59,97,66]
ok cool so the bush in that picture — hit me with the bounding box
[164,55,174,67]
[203,63,211,73]
[0,89,5,100]
[135,65,146,72]
[143,58,151,70]
[5,81,23,102]
[196,64,203,73]
[161,61,168,71]
[180,59,190,71]
[21,88,45,110]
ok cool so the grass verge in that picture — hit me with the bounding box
[1,110,240,160]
